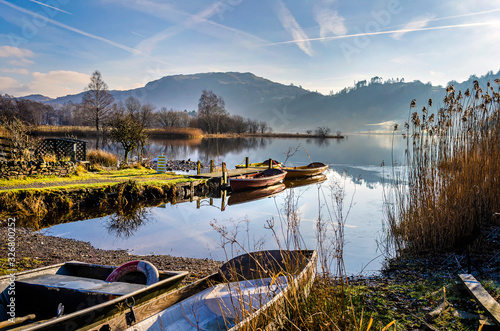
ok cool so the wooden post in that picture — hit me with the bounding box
[210,159,214,172]
[222,162,227,186]
[268,158,273,169]
[210,197,213,206]
[197,199,200,209]
[245,156,249,168]
[221,189,227,211]
[197,160,201,175]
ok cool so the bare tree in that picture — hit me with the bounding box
[315,126,331,138]
[259,121,269,134]
[82,70,114,132]
[197,90,226,134]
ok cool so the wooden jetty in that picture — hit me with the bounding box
[190,158,278,186]
[459,273,500,327]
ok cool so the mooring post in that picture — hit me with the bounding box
[197,160,201,175]
[210,159,214,172]
[196,199,200,209]
[245,156,249,168]
[268,158,273,169]
[222,162,227,186]
[221,189,227,211]
[210,197,213,206]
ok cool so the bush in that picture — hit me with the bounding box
[87,149,118,167]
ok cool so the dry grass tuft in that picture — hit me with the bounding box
[87,149,118,167]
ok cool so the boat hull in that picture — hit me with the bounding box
[0,261,187,330]
[229,169,287,192]
[282,162,328,179]
[93,250,317,331]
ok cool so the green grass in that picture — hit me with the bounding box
[0,257,43,275]
[0,167,185,190]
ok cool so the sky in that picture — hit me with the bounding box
[0,0,499,98]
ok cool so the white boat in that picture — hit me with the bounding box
[89,250,317,331]
[125,276,288,331]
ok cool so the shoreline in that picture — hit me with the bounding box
[31,126,345,139]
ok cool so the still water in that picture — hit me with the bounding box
[44,134,405,275]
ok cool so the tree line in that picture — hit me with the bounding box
[0,70,273,162]
[0,71,272,135]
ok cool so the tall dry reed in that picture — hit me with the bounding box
[386,80,500,255]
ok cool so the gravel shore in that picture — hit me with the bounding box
[0,226,220,284]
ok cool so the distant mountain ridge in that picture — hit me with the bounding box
[21,70,500,132]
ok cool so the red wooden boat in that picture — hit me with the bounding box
[229,168,287,192]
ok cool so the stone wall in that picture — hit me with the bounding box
[0,161,76,179]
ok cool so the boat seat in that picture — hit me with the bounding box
[16,274,148,296]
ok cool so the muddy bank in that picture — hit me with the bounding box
[0,226,220,284]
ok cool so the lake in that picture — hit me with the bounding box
[44,134,405,275]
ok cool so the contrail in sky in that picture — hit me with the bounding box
[263,21,500,46]
[28,0,72,15]
[0,0,146,57]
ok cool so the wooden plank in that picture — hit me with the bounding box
[191,167,261,179]
[459,274,500,327]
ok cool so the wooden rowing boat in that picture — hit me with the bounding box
[281,162,328,179]
[229,169,287,192]
[235,160,282,169]
[227,183,286,206]
[0,261,188,330]
[89,250,317,331]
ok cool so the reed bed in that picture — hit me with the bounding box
[147,127,203,138]
[386,80,500,256]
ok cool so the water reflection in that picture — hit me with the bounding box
[227,183,286,206]
[107,205,154,238]
[43,135,406,274]
[284,174,327,188]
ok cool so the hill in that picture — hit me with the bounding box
[23,70,500,133]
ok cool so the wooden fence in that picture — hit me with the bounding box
[36,138,88,161]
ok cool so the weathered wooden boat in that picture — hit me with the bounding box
[229,169,287,192]
[89,250,317,331]
[235,159,282,169]
[0,261,188,330]
[227,183,286,206]
[284,174,327,189]
[281,162,328,179]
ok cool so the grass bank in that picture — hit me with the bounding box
[0,167,214,228]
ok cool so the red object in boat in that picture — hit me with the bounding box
[229,168,287,192]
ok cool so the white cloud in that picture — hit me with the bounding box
[27,70,90,97]
[0,46,35,58]
[1,68,29,75]
[271,0,313,56]
[8,58,35,66]
[0,76,22,92]
[392,14,435,40]
[314,1,347,38]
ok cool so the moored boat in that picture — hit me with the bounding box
[229,168,287,192]
[90,250,317,331]
[0,261,188,330]
[281,162,328,179]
